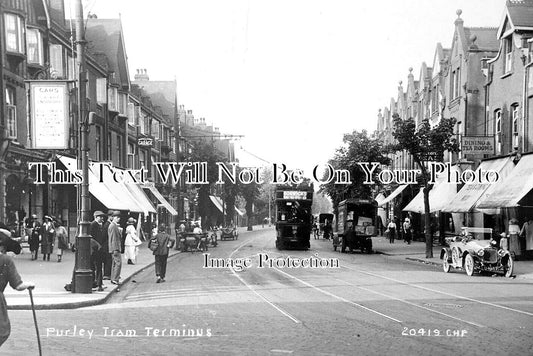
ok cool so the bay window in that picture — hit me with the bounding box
[5,13,24,53]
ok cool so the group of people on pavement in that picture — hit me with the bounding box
[386,216,413,244]
[25,214,69,262]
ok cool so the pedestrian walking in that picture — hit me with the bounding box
[40,216,55,261]
[520,218,533,253]
[386,219,397,243]
[149,223,175,283]
[102,211,112,280]
[124,218,141,265]
[508,218,521,259]
[53,219,68,262]
[403,218,412,244]
[108,211,122,285]
[0,223,35,347]
[90,211,107,291]
[27,215,41,261]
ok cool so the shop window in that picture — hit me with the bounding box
[26,28,44,65]
[5,13,24,53]
[5,87,17,139]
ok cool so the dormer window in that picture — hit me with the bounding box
[5,13,24,54]
[504,36,513,73]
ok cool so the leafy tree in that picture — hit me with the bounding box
[391,114,459,258]
[184,140,227,227]
[319,130,390,214]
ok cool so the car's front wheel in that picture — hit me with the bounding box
[503,255,514,278]
[443,251,451,273]
[464,254,475,276]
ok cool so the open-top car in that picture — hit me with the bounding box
[440,227,513,277]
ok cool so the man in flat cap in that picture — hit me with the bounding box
[108,211,122,285]
[90,211,107,291]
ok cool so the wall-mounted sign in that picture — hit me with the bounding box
[29,81,69,149]
[138,137,153,147]
[461,136,495,155]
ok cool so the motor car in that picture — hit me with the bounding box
[220,226,238,240]
[440,227,513,277]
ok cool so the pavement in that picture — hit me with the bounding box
[4,229,533,310]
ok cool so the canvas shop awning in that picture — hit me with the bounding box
[477,154,533,209]
[377,185,408,207]
[143,183,178,216]
[441,156,514,213]
[403,165,460,213]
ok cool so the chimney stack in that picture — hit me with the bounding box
[134,68,149,81]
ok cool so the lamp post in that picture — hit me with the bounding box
[73,0,92,293]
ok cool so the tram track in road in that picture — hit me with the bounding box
[257,241,533,331]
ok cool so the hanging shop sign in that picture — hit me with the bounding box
[29,81,70,149]
[461,136,495,155]
[138,137,153,147]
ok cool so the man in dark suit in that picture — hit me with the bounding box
[89,211,107,291]
[108,211,122,285]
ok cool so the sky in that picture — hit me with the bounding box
[79,0,507,176]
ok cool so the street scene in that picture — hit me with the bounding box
[1,0,533,355]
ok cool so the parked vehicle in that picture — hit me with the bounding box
[179,232,208,252]
[440,227,513,277]
[220,226,238,240]
[275,181,314,250]
[332,199,376,253]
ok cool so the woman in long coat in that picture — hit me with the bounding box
[27,215,41,260]
[40,216,55,261]
[124,218,140,264]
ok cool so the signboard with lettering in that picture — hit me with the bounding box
[30,81,69,149]
[461,136,495,155]
[138,137,153,147]
[282,191,309,200]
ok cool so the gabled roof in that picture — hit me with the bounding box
[85,18,130,89]
[132,80,177,122]
[464,27,499,51]
[497,0,533,38]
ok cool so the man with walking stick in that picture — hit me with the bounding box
[0,223,35,347]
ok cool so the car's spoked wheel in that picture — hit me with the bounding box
[504,255,514,278]
[464,254,475,276]
[443,251,451,273]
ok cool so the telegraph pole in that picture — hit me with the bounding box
[73,0,92,293]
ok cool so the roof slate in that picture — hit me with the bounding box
[464,27,499,51]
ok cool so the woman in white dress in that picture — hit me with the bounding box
[124,218,140,264]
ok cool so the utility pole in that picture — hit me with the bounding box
[73,0,92,293]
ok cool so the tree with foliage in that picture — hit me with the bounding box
[184,140,228,227]
[319,130,390,214]
[391,114,459,258]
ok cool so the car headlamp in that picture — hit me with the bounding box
[498,249,506,257]
[477,249,485,257]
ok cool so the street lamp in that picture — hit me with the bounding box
[72,0,92,293]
